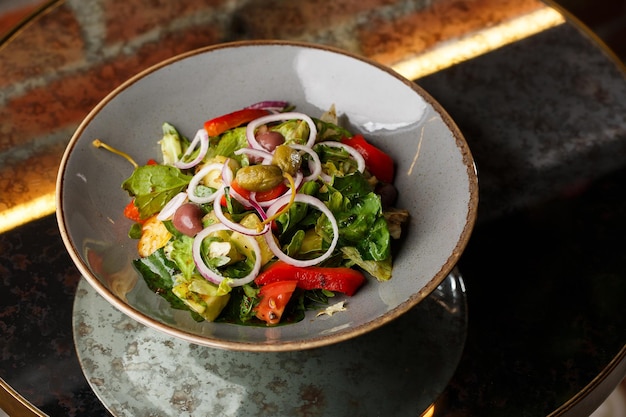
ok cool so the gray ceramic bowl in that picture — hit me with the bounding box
[57,41,478,352]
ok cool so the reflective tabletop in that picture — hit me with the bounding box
[1,0,625,416]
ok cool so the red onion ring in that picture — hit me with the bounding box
[264,194,339,267]
[221,161,234,186]
[192,223,262,286]
[246,112,317,150]
[174,129,209,169]
[187,162,224,204]
[234,148,274,164]
[212,188,270,236]
[156,192,188,221]
[245,101,289,113]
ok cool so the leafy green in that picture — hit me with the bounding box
[128,223,142,239]
[358,216,391,261]
[274,181,320,236]
[341,247,392,281]
[284,229,305,256]
[167,235,195,279]
[314,143,360,177]
[215,286,259,324]
[331,172,374,199]
[314,118,352,142]
[133,248,189,311]
[122,164,192,219]
[271,120,310,145]
[318,172,390,261]
[210,127,248,163]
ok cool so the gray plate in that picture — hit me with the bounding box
[72,268,467,417]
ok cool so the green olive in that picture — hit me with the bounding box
[271,145,302,176]
[235,165,284,192]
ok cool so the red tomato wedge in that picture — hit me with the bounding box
[342,134,395,183]
[254,280,298,325]
[204,108,269,137]
[255,261,366,296]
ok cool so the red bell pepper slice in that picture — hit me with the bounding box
[255,261,366,296]
[123,160,156,222]
[220,179,288,206]
[342,134,395,183]
[254,280,298,325]
[204,108,269,137]
[123,199,145,223]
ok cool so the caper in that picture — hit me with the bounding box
[235,165,284,192]
[271,145,302,176]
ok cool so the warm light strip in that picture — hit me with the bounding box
[0,7,566,234]
[391,7,565,80]
[0,193,56,234]
[420,404,436,417]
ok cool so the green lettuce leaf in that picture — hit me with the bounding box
[314,117,352,142]
[132,248,189,311]
[318,173,390,261]
[341,247,392,281]
[211,127,248,163]
[122,164,192,219]
[271,120,310,145]
[168,235,195,279]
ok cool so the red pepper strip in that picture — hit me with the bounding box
[254,182,288,201]
[254,280,298,325]
[255,261,366,296]
[147,159,158,165]
[204,108,269,137]
[123,199,145,223]
[220,179,288,206]
[342,134,395,183]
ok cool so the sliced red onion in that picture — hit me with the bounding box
[264,194,339,267]
[174,129,209,169]
[234,147,274,164]
[228,185,252,208]
[244,197,268,223]
[225,182,266,216]
[212,188,269,236]
[246,112,317,150]
[221,161,234,186]
[187,162,224,204]
[315,141,366,183]
[245,100,289,113]
[317,141,366,173]
[289,144,322,182]
[156,192,188,221]
[193,223,262,286]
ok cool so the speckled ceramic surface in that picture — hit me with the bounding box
[57,41,478,351]
[72,270,467,417]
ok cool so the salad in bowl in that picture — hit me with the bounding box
[100,101,409,327]
[57,41,477,351]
